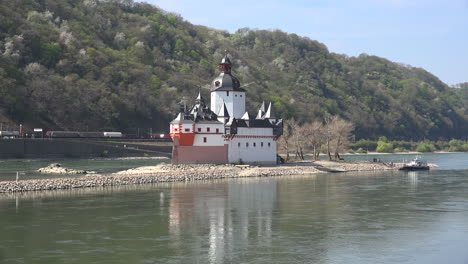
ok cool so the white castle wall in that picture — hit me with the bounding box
[227,128,277,164]
[211,91,245,118]
[192,123,225,147]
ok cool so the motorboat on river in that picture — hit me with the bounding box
[399,156,430,171]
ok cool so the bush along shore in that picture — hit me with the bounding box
[0,161,408,193]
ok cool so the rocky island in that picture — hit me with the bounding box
[0,160,420,193]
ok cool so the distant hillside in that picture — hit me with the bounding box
[0,0,467,140]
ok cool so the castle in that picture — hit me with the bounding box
[170,55,283,164]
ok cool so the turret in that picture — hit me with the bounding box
[210,53,246,118]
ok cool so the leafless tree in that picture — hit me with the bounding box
[329,117,354,160]
[278,120,292,161]
[303,121,325,160]
[289,119,305,160]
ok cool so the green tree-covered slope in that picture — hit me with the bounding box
[1,0,466,140]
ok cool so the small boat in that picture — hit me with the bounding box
[399,156,430,171]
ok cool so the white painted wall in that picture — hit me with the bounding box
[228,136,277,164]
[211,91,245,118]
[193,134,225,146]
[237,127,273,136]
[192,123,225,146]
[195,123,224,134]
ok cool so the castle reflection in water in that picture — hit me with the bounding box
[168,178,279,263]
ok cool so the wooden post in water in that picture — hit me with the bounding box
[16,171,19,182]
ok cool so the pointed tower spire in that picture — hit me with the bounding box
[241,112,250,120]
[256,101,266,119]
[264,102,276,119]
[195,90,204,105]
[217,102,230,117]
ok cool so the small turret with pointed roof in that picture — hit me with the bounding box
[217,102,230,118]
[219,50,232,73]
[195,90,204,104]
[256,101,266,119]
[264,102,276,119]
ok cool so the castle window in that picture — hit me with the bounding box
[261,142,264,147]
[198,128,201,132]
[240,94,242,97]
[207,127,210,132]
[226,91,229,96]
[215,81,220,86]
[246,142,249,147]
[268,142,271,147]
[253,142,256,147]
[238,142,241,147]
[203,137,207,143]
[235,94,238,97]
[216,128,219,133]
[185,128,190,132]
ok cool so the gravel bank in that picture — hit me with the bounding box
[0,163,322,193]
[0,160,421,193]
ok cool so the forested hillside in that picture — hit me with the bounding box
[1,0,466,140]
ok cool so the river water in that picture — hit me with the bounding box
[1,153,468,263]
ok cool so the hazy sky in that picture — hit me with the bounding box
[144,0,467,85]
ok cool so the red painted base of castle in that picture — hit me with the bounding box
[172,145,228,164]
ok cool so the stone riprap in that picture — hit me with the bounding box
[0,161,408,193]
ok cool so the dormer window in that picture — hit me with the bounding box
[226,91,229,96]
[215,81,220,87]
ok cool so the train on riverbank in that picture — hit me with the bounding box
[1,130,172,141]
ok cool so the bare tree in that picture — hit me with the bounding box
[278,120,292,161]
[324,116,335,160]
[303,121,325,161]
[330,117,354,160]
[289,119,305,160]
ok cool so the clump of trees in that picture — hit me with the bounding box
[278,117,354,161]
[350,138,468,153]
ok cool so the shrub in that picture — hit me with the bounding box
[416,142,435,152]
[376,141,394,153]
[394,147,407,153]
[355,148,367,153]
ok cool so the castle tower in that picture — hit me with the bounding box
[210,54,246,118]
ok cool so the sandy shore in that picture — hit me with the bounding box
[0,160,424,193]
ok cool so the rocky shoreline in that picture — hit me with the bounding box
[0,161,414,193]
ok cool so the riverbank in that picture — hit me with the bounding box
[0,160,410,193]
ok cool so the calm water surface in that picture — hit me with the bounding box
[0,158,169,181]
[0,154,468,263]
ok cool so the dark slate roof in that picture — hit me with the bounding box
[235,119,274,128]
[171,94,220,124]
[210,72,246,92]
[221,55,231,64]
